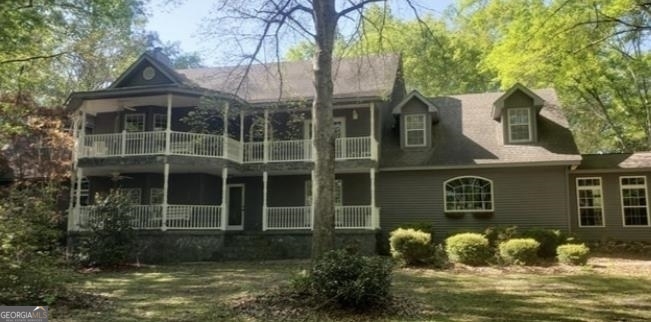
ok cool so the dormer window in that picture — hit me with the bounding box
[507,108,532,142]
[405,114,426,147]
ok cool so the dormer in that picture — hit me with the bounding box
[392,90,439,149]
[492,83,544,144]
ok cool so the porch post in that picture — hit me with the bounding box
[239,110,244,162]
[262,171,268,231]
[74,167,83,230]
[162,163,169,231]
[221,167,229,230]
[80,110,86,157]
[223,102,229,159]
[310,169,315,229]
[72,113,79,163]
[165,94,172,155]
[263,110,269,163]
[370,102,376,160]
[370,168,377,229]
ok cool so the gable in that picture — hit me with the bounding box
[111,53,183,89]
[492,83,544,120]
[504,89,534,108]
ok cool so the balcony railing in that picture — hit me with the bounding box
[265,205,378,230]
[69,204,223,231]
[79,131,377,163]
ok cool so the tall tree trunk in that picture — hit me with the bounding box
[311,0,337,259]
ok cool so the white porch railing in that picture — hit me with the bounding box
[169,131,223,157]
[268,139,312,162]
[265,205,376,230]
[71,205,223,231]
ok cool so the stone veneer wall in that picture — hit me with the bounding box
[68,230,379,263]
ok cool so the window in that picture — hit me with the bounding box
[153,114,167,131]
[576,178,605,227]
[124,114,145,132]
[117,188,141,204]
[74,177,90,206]
[150,188,164,204]
[404,114,426,147]
[507,108,531,142]
[305,180,342,206]
[444,176,493,212]
[620,176,650,226]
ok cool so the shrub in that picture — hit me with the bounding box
[520,228,565,259]
[79,191,136,267]
[484,226,519,249]
[445,233,491,266]
[397,222,435,238]
[498,238,540,265]
[304,250,392,308]
[557,244,590,265]
[0,184,69,305]
[389,228,433,266]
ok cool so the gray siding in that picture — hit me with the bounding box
[569,171,651,241]
[377,166,570,239]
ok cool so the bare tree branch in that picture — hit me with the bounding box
[0,52,67,65]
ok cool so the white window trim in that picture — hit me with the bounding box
[507,107,532,143]
[576,177,606,228]
[619,176,651,227]
[404,114,427,147]
[153,114,167,132]
[117,187,142,205]
[150,187,164,205]
[443,176,494,213]
[304,117,346,140]
[124,113,146,132]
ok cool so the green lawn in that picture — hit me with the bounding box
[52,257,651,322]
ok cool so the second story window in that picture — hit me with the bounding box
[153,114,167,131]
[124,114,145,132]
[507,108,532,142]
[405,114,426,147]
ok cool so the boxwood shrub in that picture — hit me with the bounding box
[498,238,540,265]
[520,228,565,259]
[557,244,590,265]
[389,228,433,266]
[445,233,491,266]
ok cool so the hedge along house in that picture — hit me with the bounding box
[66,52,649,261]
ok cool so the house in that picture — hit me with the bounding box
[65,51,651,261]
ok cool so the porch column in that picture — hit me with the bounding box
[80,110,86,157]
[310,169,315,229]
[262,171,268,231]
[161,163,169,231]
[240,110,244,162]
[165,94,172,155]
[221,167,229,230]
[223,102,229,159]
[72,113,79,164]
[370,168,378,229]
[263,110,269,163]
[73,167,83,230]
[370,102,377,160]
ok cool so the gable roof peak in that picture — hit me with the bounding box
[492,83,546,120]
[109,51,185,89]
[392,90,438,114]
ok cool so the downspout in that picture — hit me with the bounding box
[565,165,574,235]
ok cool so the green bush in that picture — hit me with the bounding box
[0,184,69,305]
[484,226,519,249]
[389,228,433,266]
[397,222,435,238]
[79,191,136,267]
[445,233,491,266]
[557,244,590,265]
[520,228,565,259]
[499,238,540,265]
[304,250,392,308]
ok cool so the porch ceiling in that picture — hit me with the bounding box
[81,94,200,114]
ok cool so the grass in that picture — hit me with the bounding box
[51,257,651,322]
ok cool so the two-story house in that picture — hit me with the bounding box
[65,51,651,261]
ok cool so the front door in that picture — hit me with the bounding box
[227,184,245,230]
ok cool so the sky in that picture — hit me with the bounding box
[145,0,456,66]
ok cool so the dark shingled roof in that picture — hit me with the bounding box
[578,152,651,170]
[380,88,582,168]
[176,55,400,103]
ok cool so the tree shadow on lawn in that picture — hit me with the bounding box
[52,261,304,322]
[394,270,651,322]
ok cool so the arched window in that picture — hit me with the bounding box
[444,176,494,212]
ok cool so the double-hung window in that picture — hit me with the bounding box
[404,114,426,147]
[507,108,531,143]
[153,114,167,131]
[620,176,650,226]
[124,114,145,132]
[576,178,605,227]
